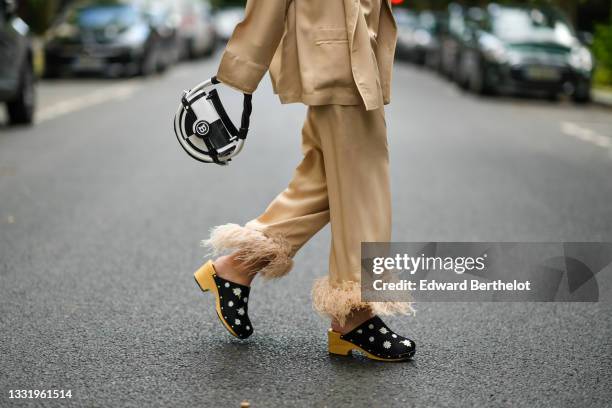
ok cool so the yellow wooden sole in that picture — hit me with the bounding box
[194,261,239,338]
[328,329,411,362]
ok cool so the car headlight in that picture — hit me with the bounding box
[569,46,593,71]
[480,35,507,63]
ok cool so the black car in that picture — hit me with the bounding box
[0,0,35,124]
[438,3,469,79]
[44,1,177,77]
[455,4,594,102]
[419,11,445,69]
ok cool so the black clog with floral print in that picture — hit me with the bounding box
[194,261,253,339]
[328,316,415,361]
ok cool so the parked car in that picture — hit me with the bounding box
[419,11,445,69]
[394,9,419,61]
[438,3,468,79]
[395,9,442,66]
[455,4,594,102]
[176,0,216,59]
[0,0,35,124]
[214,7,244,42]
[44,1,177,77]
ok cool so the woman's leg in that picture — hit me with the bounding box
[310,104,412,329]
[204,107,330,281]
[204,104,411,328]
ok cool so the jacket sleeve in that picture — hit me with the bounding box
[216,0,289,94]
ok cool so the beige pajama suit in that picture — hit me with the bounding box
[205,0,411,323]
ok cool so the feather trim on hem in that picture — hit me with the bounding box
[312,277,414,326]
[201,223,293,279]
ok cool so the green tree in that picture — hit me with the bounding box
[593,23,612,85]
[18,0,61,35]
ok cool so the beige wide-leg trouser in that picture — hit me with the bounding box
[205,104,410,324]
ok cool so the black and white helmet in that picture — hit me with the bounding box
[173,76,252,165]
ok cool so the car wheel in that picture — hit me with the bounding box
[203,39,216,57]
[156,48,170,73]
[186,39,199,60]
[7,62,35,125]
[573,83,591,104]
[546,92,559,102]
[156,58,168,73]
[456,54,470,89]
[44,67,60,79]
[468,59,493,96]
[139,50,157,77]
[451,54,465,84]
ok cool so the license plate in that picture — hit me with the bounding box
[74,56,104,70]
[525,66,560,81]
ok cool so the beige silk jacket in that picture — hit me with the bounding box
[216,0,398,111]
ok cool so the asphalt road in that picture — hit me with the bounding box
[1,54,612,407]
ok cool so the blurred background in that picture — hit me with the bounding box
[1,0,612,123]
[1,0,612,124]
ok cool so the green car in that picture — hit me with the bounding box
[455,4,593,102]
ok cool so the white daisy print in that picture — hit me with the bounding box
[237,307,245,316]
[357,329,363,334]
[383,341,391,349]
[400,339,412,347]
[243,297,248,303]
[392,334,397,338]
[233,288,242,297]
[379,327,388,334]
[235,319,241,326]
[228,301,234,307]
[224,282,230,288]
[368,336,374,342]
[368,324,374,330]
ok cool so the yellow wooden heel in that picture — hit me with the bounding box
[328,329,354,356]
[194,261,216,292]
[193,260,241,338]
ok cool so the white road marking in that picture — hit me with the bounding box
[36,83,141,123]
[560,121,611,149]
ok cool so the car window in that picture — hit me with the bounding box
[66,5,140,29]
[490,7,575,46]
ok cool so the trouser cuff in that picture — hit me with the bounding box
[202,223,294,279]
[311,277,415,326]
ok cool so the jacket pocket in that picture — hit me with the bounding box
[312,28,354,90]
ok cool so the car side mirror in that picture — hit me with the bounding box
[577,31,593,46]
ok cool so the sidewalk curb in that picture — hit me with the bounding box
[593,88,612,108]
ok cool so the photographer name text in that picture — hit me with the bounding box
[372,279,531,291]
